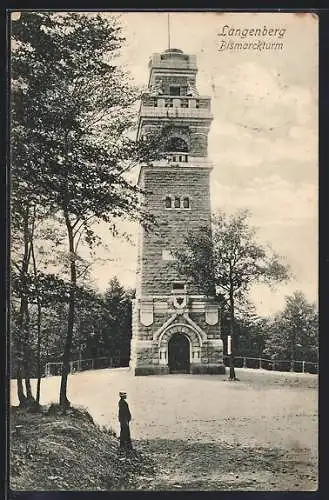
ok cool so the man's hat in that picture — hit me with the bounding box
[119,392,127,397]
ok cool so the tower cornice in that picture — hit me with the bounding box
[136,162,213,187]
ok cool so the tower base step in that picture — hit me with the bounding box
[131,364,226,376]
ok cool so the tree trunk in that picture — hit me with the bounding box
[15,320,27,406]
[59,216,76,409]
[17,297,35,404]
[23,324,34,400]
[17,296,35,404]
[31,239,42,403]
[36,299,42,404]
[17,365,27,406]
[290,333,296,372]
[17,297,30,406]
[25,377,33,399]
[228,286,237,380]
[21,205,36,403]
[14,308,27,405]
[23,302,34,401]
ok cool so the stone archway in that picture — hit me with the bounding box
[158,323,202,349]
[158,323,202,373]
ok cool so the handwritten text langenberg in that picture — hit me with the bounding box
[218,25,286,39]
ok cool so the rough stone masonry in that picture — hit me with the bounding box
[129,48,225,375]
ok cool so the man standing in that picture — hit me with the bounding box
[118,391,132,450]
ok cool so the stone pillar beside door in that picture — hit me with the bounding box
[190,347,201,366]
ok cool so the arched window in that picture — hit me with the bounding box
[165,195,191,209]
[165,196,172,209]
[174,197,181,208]
[182,197,190,209]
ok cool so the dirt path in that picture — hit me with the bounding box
[10,368,318,491]
[131,439,317,491]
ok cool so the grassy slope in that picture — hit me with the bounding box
[10,405,155,491]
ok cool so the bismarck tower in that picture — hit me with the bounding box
[130,48,225,375]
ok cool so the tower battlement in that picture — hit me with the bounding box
[148,49,197,73]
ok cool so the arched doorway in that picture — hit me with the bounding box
[168,333,190,373]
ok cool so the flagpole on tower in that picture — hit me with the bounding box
[167,12,171,49]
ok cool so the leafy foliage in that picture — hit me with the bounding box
[174,209,290,300]
[173,209,290,379]
[11,276,134,378]
[101,277,134,366]
[11,12,161,405]
[11,12,160,236]
[263,291,318,362]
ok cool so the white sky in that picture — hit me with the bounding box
[87,12,318,317]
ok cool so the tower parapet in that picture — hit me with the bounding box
[138,48,213,160]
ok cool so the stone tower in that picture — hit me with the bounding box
[130,48,225,375]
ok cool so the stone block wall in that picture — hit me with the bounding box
[130,297,225,376]
[157,75,195,95]
[138,166,211,297]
